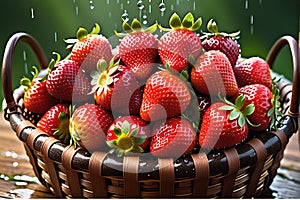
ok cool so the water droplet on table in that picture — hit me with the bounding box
[12,162,19,167]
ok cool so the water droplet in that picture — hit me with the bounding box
[175,168,179,172]
[143,20,148,25]
[259,0,263,4]
[250,15,254,35]
[193,1,196,10]
[121,10,129,22]
[89,0,95,10]
[120,3,124,9]
[75,6,79,15]
[159,1,166,12]
[149,0,151,2]
[30,8,34,19]
[13,162,19,167]
[108,11,112,19]
[54,32,57,43]
[147,174,151,177]
[176,0,180,5]
[170,4,174,11]
[137,0,144,10]
[183,159,189,164]
[117,0,119,3]
[73,0,76,3]
[107,0,110,4]
[149,4,152,13]
[127,0,130,4]
[245,0,249,10]
[23,51,28,74]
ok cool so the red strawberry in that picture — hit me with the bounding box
[150,117,197,158]
[106,116,151,156]
[140,69,191,122]
[233,84,273,131]
[202,19,240,68]
[46,55,91,102]
[37,103,70,143]
[69,104,114,152]
[199,95,254,149]
[68,23,113,74]
[158,12,202,72]
[90,58,142,115]
[20,66,58,114]
[116,19,158,80]
[191,50,238,97]
[234,57,272,90]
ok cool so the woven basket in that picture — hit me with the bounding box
[2,33,300,198]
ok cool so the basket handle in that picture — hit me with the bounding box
[2,32,48,113]
[266,35,300,134]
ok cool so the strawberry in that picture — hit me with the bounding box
[67,23,113,74]
[201,19,240,68]
[116,19,158,80]
[191,50,238,97]
[158,12,202,72]
[233,84,274,131]
[90,58,142,115]
[69,104,114,152]
[106,116,151,156]
[199,95,255,149]
[150,117,197,158]
[37,103,70,143]
[46,54,91,102]
[140,69,191,122]
[233,57,272,90]
[20,66,58,114]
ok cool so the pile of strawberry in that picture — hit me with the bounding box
[21,12,281,158]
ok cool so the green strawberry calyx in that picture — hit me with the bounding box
[267,76,283,130]
[20,66,40,91]
[64,23,101,49]
[89,57,120,96]
[201,19,240,39]
[114,18,157,37]
[158,12,202,32]
[219,94,259,128]
[53,111,71,144]
[106,120,146,157]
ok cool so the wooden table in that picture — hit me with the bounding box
[0,112,299,198]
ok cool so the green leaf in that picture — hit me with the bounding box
[114,128,122,137]
[267,107,274,117]
[96,59,108,73]
[191,17,202,31]
[229,110,240,120]
[243,104,255,116]
[131,18,142,31]
[90,23,101,35]
[182,12,194,29]
[122,20,133,33]
[238,115,245,127]
[144,21,158,33]
[106,140,117,148]
[121,120,130,134]
[235,94,245,109]
[169,13,182,29]
[20,77,31,88]
[133,136,146,145]
[76,27,88,40]
[207,19,218,34]
[246,118,260,127]
[130,128,139,137]
[133,145,144,153]
[58,112,69,121]
[114,30,128,38]
[219,105,234,111]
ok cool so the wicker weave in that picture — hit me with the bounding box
[2,33,300,198]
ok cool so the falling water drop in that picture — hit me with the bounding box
[259,0,263,4]
[117,0,119,3]
[120,3,124,9]
[245,0,249,10]
[73,0,76,3]
[108,11,112,19]
[137,0,144,10]
[176,0,180,5]
[143,20,148,25]
[121,10,129,22]
[107,0,110,4]
[23,50,28,74]
[89,0,95,10]
[127,0,130,4]
[159,0,166,16]
[54,32,57,43]
[170,4,174,11]
[75,6,79,15]
[30,8,34,19]
[149,4,152,13]
[250,15,254,35]
[193,1,196,10]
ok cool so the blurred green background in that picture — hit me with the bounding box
[0,0,298,108]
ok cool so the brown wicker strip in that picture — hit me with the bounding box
[158,158,175,197]
[16,120,35,139]
[40,136,62,197]
[245,138,267,197]
[61,146,82,197]
[191,152,209,197]
[89,151,108,198]
[123,156,140,197]
[27,129,46,151]
[221,148,240,197]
